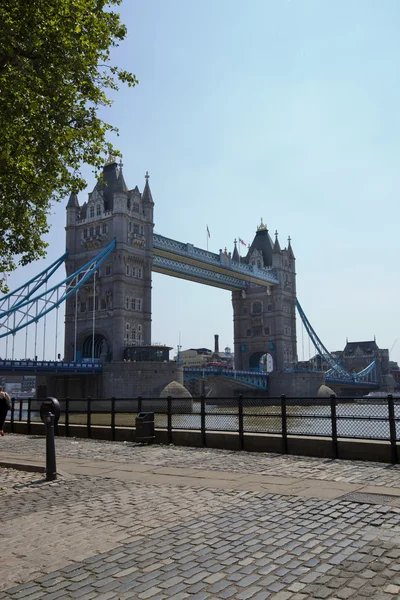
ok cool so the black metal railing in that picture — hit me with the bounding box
[5,394,400,463]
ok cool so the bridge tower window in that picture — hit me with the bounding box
[89,205,94,218]
[252,301,263,314]
[96,204,101,216]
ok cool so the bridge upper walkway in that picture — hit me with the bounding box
[153,234,279,290]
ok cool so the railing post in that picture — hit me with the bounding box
[281,395,288,454]
[388,394,398,464]
[238,394,244,450]
[111,396,116,441]
[200,394,206,447]
[87,396,92,439]
[330,394,338,459]
[137,396,142,415]
[167,396,172,444]
[19,398,23,422]
[10,398,15,433]
[65,397,70,437]
[27,397,32,435]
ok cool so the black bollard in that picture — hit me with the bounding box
[45,412,57,481]
[40,398,60,482]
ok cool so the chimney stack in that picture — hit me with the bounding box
[214,334,219,354]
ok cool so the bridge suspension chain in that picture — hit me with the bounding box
[0,239,116,339]
[296,299,376,383]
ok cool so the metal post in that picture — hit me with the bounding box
[281,395,288,454]
[238,394,244,450]
[74,290,78,361]
[200,394,206,447]
[10,398,15,433]
[5,296,10,358]
[388,394,398,465]
[34,299,38,361]
[87,396,92,438]
[27,397,32,434]
[45,412,57,481]
[65,397,70,437]
[54,289,59,360]
[42,281,47,360]
[111,396,116,441]
[92,271,96,361]
[167,396,172,444]
[138,396,142,414]
[18,398,23,422]
[330,394,338,459]
[25,320,28,360]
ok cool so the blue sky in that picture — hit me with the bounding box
[4,0,400,363]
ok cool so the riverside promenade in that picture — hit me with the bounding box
[1,436,400,599]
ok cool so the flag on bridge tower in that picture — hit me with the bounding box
[206,225,210,251]
[239,238,246,246]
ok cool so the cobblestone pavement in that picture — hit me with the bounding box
[2,434,400,487]
[0,467,41,491]
[1,437,400,599]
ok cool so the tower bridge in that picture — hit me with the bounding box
[0,159,387,397]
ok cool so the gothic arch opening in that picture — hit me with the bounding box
[82,334,107,359]
[249,351,274,372]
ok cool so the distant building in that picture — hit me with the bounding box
[310,340,392,386]
[177,348,212,367]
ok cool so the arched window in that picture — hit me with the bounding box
[96,204,101,216]
[126,265,130,276]
[257,260,261,268]
[89,205,94,218]
[102,223,107,234]
[125,297,129,309]
[252,301,262,314]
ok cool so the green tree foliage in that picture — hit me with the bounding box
[0,0,137,287]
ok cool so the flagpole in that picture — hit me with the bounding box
[206,227,208,252]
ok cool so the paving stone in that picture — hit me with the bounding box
[2,439,400,600]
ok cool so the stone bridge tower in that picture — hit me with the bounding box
[232,220,297,372]
[64,158,154,361]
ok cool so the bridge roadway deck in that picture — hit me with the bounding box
[1,436,400,599]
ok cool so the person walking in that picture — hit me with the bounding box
[0,386,11,436]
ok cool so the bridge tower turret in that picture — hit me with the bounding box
[232,221,297,373]
[64,159,154,361]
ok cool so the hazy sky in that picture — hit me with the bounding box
[4,0,400,364]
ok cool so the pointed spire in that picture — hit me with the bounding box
[105,152,117,166]
[257,217,267,232]
[287,236,295,259]
[142,171,154,204]
[232,239,239,262]
[273,230,281,253]
[67,191,79,208]
[114,160,128,193]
